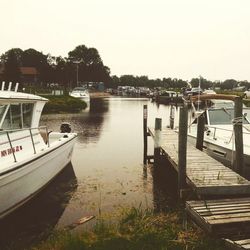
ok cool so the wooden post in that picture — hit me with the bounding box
[154,118,162,163]
[234,97,244,175]
[143,105,148,165]
[196,114,205,151]
[178,105,188,198]
[170,93,174,103]
[169,105,175,129]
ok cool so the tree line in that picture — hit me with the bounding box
[110,75,250,91]
[1,45,249,91]
[0,45,111,86]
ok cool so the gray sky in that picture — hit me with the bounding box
[1,0,250,81]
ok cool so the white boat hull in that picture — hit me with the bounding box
[0,136,76,219]
[69,94,90,102]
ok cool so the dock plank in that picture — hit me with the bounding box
[186,198,250,236]
[149,127,250,195]
[225,238,250,250]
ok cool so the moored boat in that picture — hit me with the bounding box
[188,94,250,178]
[69,86,90,102]
[0,82,77,219]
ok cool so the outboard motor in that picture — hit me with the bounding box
[60,122,72,133]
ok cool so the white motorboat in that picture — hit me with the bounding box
[69,87,90,102]
[0,82,77,219]
[188,96,250,177]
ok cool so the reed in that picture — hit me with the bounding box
[32,207,224,250]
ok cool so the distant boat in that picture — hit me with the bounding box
[156,90,183,104]
[0,82,77,219]
[69,87,90,102]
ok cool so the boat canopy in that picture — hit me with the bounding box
[0,91,48,130]
[0,91,48,103]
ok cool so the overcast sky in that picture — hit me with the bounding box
[1,0,250,81]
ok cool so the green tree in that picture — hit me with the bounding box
[21,48,51,83]
[68,45,110,85]
[190,77,212,89]
[220,79,238,90]
[190,78,199,87]
[119,75,136,86]
[1,48,22,82]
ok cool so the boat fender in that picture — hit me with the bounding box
[60,123,71,133]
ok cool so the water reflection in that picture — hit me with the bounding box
[0,164,77,250]
[89,98,109,113]
[41,99,109,144]
[151,158,179,213]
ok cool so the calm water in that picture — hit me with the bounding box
[0,98,180,249]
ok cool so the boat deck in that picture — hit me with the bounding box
[148,127,250,196]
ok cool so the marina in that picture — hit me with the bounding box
[1,87,250,249]
[1,1,250,248]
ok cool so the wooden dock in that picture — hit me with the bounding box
[186,198,250,235]
[146,101,250,249]
[148,127,250,196]
[187,198,250,249]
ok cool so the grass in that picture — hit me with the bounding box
[42,95,87,113]
[32,207,225,250]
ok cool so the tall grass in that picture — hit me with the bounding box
[32,207,224,250]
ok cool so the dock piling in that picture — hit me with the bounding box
[196,114,205,151]
[154,118,162,163]
[143,105,148,165]
[234,97,244,175]
[178,105,188,198]
[169,105,175,129]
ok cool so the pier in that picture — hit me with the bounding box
[144,97,250,249]
[148,127,250,196]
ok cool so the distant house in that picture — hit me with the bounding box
[20,67,38,84]
[0,65,38,84]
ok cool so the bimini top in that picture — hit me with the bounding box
[0,90,48,103]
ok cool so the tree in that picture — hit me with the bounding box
[190,78,199,88]
[21,49,51,83]
[68,45,110,85]
[175,79,188,89]
[119,75,136,86]
[1,48,22,82]
[220,79,238,90]
[190,77,212,89]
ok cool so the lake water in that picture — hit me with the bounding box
[0,98,180,249]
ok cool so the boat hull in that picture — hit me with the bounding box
[0,136,76,219]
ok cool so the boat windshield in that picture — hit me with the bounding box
[72,87,87,92]
[208,108,249,125]
[1,103,34,130]
[0,105,7,125]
